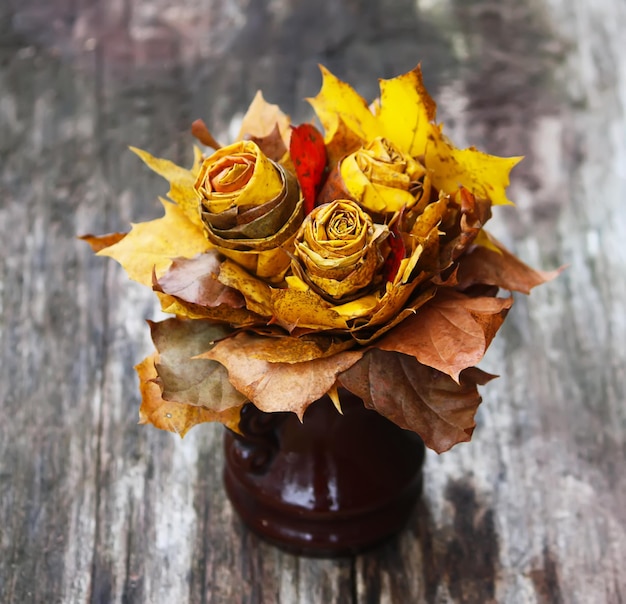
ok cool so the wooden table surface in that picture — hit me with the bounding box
[1,0,625,602]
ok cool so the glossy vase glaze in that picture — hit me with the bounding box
[223,390,426,557]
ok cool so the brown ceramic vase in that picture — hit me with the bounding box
[223,390,426,557]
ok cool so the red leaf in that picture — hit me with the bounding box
[383,222,405,283]
[289,123,327,214]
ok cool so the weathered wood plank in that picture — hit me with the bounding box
[1,0,625,602]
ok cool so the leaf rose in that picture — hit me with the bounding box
[339,137,431,214]
[290,200,389,301]
[195,140,303,280]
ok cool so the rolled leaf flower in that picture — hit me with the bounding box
[195,140,303,280]
[291,200,389,301]
[339,137,431,214]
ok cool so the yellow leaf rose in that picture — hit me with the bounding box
[195,140,303,281]
[339,137,431,214]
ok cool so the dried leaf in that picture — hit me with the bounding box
[150,318,248,411]
[338,349,495,453]
[457,232,562,294]
[136,354,242,436]
[376,290,512,381]
[238,90,291,147]
[217,259,274,317]
[155,251,245,308]
[324,117,364,167]
[270,286,349,331]
[249,122,288,162]
[244,333,355,363]
[191,118,222,149]
[130,147,203,227]
[376,65,437,157]
[308,66,380,143]
[156,292,262,325]
[98,198,210,286]
[289,123,327,214]
[382,223,405,284]
[425,127,522,206]
[200,331,364,418]
[80,232,126,252]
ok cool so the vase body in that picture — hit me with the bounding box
[223,390,426,557]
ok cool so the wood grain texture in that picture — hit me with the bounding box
[1,0,624,602]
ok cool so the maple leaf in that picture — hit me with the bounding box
[323,117,364,168]
[457,232,563,294]
[136,354,242,436]
[338,349,495,453]
[310,66,521,209]
[238,90,292,147]
[289,123,327,214]
[155,292,263,325]
[154,251,245,309]
[200,331,364,419]
[375,65,437,157]
[425,127,522,206]
[376,290,512,381]
[149,318,248,412]
[249,123,288,162]
[130,147,203,227]
[308,65,380,143]
[98,198,210,286]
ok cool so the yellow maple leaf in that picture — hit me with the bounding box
[376,65,437,157]
[425,127,522,206]
[310,66,521,207]
[130,146,203,227]
[308,65,380,143]
[99,198,210,286]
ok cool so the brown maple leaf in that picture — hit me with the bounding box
[338,348,495,453]
[376,290,512,381]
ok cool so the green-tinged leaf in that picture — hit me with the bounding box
[149,318,248,410]
[136,354,242,436]
[338,348,495,453]
[200,331,364,419]
[98,198,210,286]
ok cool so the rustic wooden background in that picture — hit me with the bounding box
[1,0,625,602]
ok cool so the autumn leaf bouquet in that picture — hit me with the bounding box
[84,66,556,453]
